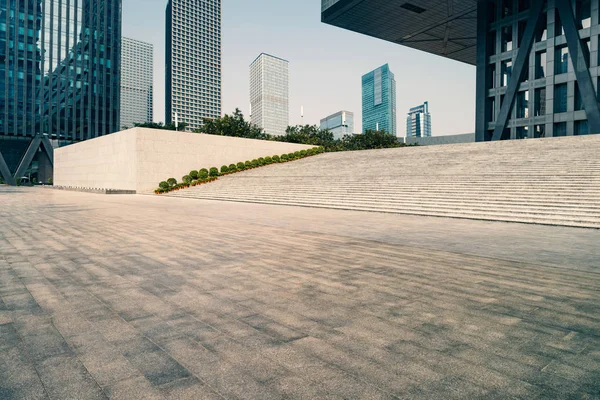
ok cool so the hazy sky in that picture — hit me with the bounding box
[122,0,476,135]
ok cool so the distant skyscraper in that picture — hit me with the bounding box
[249,53,289,136]
[0,0,122,185]
[166,0,221,131]
[121,37,154,129]
[406,102,432,138]
[362,64,397,136]
[320,111,354,140]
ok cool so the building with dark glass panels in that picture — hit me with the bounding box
[362,64,397,136]
[0,0,121,185]
[322,0,600,142]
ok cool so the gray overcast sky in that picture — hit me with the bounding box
[122,0,476,135]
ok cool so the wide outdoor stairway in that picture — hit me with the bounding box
[165,135,600,228]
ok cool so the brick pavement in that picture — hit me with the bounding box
[0,187,599,399]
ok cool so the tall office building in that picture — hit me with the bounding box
[249,53,289,136]
[320,111,354,140]
[121,37,153,129]
[166,0,221,132]
[406,102,432,138]
[0,0,122,185]
[362,64,397,136]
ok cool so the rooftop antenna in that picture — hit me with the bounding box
[301,105,304,126]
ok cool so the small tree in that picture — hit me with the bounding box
[281,154,289,161]
[159,181,170,190]
[265,156,272,164]
[182,175,192,184]
[237,162,245,170]
[273,155,280,163]
[228,164,237,172]
[189,170,199,180]
[258,157,265,166]
[209,167,219,177]
[167,178,177,187]
[198,169,209,179]
[251,159,259,168]
[245,161,252,169]
[220,165,229,174]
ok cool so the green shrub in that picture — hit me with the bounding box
[209,167,219,177]
[48,178,53,184]
[272,155,280,162]
[167,178,177,187]
[258,157,265,166]
[159,181,170,190]
[287,153,295,160]
[281,154,289,161]
[221,165,229,174]
[265,156,272,164]
[189,170,199,180]
[299,150,307,157]
[182,175,192,184]
[237,162,246,170]
[251,159,259,168]
[198,169,209,179]
[293,151,301,158]
[245,161,252,169]
[229,164,237,172]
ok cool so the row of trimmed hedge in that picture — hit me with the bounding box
[155,146,323,194]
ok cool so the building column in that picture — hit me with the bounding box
[475,0,492,142]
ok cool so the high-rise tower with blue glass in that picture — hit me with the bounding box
[362,64,396,136]
[0,0,122,185]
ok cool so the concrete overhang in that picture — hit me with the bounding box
[321,0,478,66]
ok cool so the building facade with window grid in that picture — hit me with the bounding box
[0,0,121,185]
[120,37,153,129]
[406,101,432,138]
[249,53,289,137]
[320,110,354,139]
[362,64,397,136]
[482,0,597,139]
[165,0,221,132]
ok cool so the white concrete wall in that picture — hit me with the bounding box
[54,129,137,191]
[54,128,315,192]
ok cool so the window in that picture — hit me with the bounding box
[517,91,529,118]
[535,51,546,79]
[554,84,568,113]
[554,122,567,136]
[502,0,513,18]
[575,83,585,111]
[488,97,496,122]
[555,46,569,75]
[555,11,565,36]
[534,87,546,116]
[534,124,546,138]
[536,13,547,41]
[502,60,512,86]
[575,120,588,135]
[502,26,513,52]
[489,63,496,88]
[516,126,529,139]
[488,31,497,54]
[518,0,530,12]
[577,0,591,29]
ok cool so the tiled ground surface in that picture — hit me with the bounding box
[0,187,599,400]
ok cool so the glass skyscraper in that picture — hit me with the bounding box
[121,37,153,129]
[320,110,354,140]
[166,0,221,132]
[406,102,432,138]
[249,53,289,136]
[362,64,396,136]
[0,0,121,184]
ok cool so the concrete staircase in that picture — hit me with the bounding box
[163,135,600,228]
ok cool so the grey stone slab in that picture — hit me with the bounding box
[36,355,107,400]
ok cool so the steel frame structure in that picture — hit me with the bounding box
[0,136,54,185]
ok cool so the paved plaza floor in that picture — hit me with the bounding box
[0,187,599,399]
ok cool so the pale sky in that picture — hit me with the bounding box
[122,0,476,136]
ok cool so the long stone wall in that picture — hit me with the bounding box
[54,128,314,193]
[404,133,475,146]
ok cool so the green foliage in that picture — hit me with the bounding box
[264,156,272,164]
[228,164,237,172]
[281,154,289,161]
[48,177,53,184]
[133,121,189,131]
[167,178,177,187]
[198,169,209,179]
[220,165,229,174]
[197,108,267,139]
[159,181,170,190]
[189,170,199,180]
[293,151,301,159]
[258,157,265,166]
[272,155,280,163]
[182,175,192,184]
[287,153,294,160]
[245,161,252,169]
[251,159,259,168]
[299,150,307,157]
[237,162,246,170]
[209,167,219,177]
